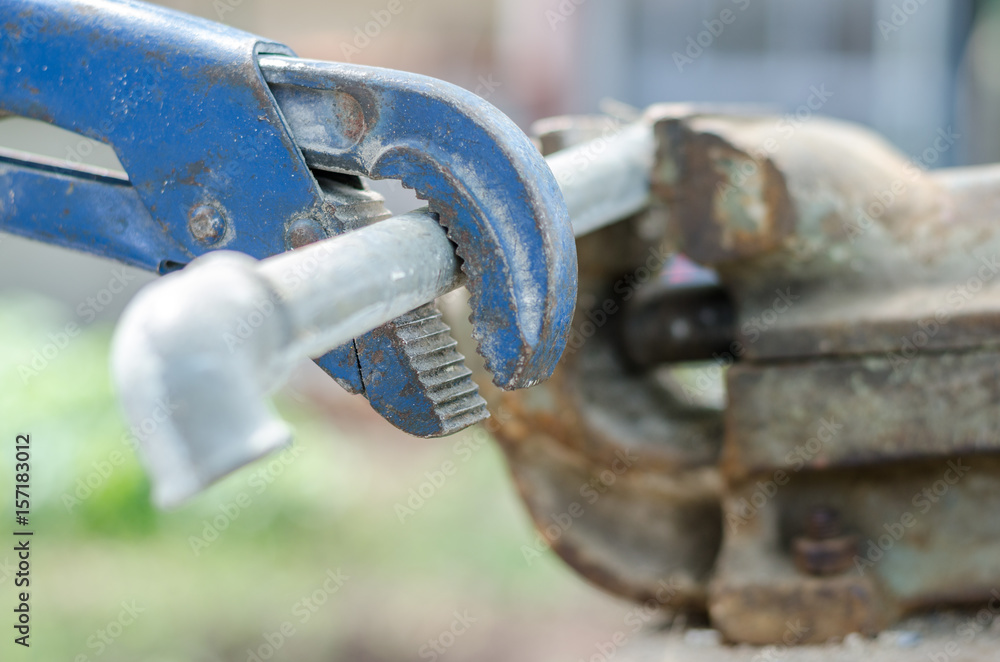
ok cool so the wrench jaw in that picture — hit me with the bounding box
[356,304,489,438]
[370,149,576,392]
[262,57,578,432]
[300,175,489,437]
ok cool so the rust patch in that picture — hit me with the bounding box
[653,120,796,265]
[177,160,208,187]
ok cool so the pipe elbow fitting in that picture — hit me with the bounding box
[112,251,293,508]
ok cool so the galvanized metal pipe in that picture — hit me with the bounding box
[547,121,654,237]
[112,121,654,507]
[112,212,461,507]
[258,212,461,361]
[256,119,654,356]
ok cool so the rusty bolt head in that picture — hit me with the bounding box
[188,204,226,245]
[286,217,327,249]
[793,507,857,576]
[805,505,841,539]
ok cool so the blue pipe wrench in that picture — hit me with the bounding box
[0,0,577,436]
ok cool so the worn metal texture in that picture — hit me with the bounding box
[708,479,896,646]
[0,148,173,266]
[260,56,578,393]
[0,0,367,392]
[0,0,317,265]
[723,350,1000,480]
[643,108,1000,642]
[491,321,724,607]
[304,175,490,435]
[710,457,1000,644]
[649,107,1000,363]
[737,164,1000,363]
[355,303,488,437]
[654,114,797,264]
[491,107,1000,646]
[710,349,1000,640]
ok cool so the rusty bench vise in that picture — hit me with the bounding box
[491,106,1000,644]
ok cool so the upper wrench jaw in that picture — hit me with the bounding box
[260,57,579,394]
[384,153,576,391]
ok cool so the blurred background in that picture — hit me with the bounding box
[1,0,999,659]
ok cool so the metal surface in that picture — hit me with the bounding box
[113,211,462,507]
[0,0,315,268]
[723,350,1000,478]
[480,111,723,609]
[0,147,171,265]
[621,282,735,367]
[0,0,369,402]
[684,111,1000,644]
[544,121,654,237]
[791,508,858,577]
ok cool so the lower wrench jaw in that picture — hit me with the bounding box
[357,303,489,437]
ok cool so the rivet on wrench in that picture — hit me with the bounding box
[187,204,227,245]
